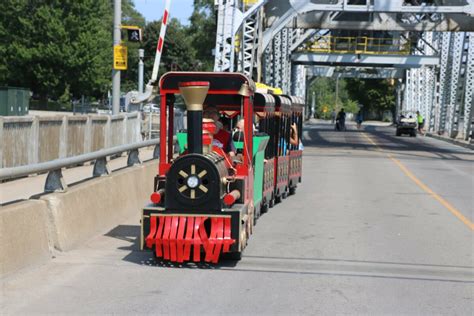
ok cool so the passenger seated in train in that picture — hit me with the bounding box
[203,106,236,156]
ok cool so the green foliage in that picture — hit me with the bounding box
[121,0,146,92]
[0,0,217,109]
[344,99,360,114]
[142,18,198,81]
[0,0,112,108]
[345,79,396,119]
[189,0,216,71]
[309,77,359,118]
[309,76,396,120]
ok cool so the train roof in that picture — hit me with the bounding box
[253,92,275,113]
[283,95,305,112]
[273,94,292,114]
[159,71,256,94]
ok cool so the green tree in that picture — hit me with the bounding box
[308,77,358,118]
[346,79,396,119]
[0,0,112,108]
[142,18,197,82]
[121,0,146,93]
[189,0,216,71]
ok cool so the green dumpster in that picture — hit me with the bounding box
[0,87,30,116]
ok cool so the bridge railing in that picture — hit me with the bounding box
[0,113,142,169]
[303,36,411,55]
[0,139,160,193]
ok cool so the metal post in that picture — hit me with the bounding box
[149,112,152,140]
[335,75,339,110]
[138,49,144,94]
[112,0,121,115]
[138,49,144,112]
[0,117,3,169]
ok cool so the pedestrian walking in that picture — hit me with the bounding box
[416,111,425,135]
[356,110,363,129]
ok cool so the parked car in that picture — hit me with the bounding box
[143,103,159,113]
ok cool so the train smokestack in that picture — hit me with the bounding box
[179,81,209,154]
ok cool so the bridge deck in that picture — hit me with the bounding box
[1,121,472,314]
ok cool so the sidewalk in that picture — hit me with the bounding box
[425,132,474,150]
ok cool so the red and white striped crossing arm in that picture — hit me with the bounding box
[130,0,172,104]
[151,0,171,83]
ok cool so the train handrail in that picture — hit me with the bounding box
[0,139,161,192]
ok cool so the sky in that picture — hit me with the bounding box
[133,0,195,25]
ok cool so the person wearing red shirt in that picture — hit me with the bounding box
[203,106,236,155]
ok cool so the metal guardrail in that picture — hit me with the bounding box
[0,139,160,192]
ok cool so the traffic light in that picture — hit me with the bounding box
[121,25,142,42]
[127,29,142,42]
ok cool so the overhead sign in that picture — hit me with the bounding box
[114,44,127,70]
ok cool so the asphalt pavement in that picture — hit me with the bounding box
[1,121,473,315]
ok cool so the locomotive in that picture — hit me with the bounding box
[141,72,304,263]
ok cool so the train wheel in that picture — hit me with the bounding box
[261,202,268,214]
[248,202,255,234]
[275,195,281,204]
[254,202,261,225]
[224,251,242,261]
[253,205,258,226]
[289,186,296,195]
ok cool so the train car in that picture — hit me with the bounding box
[272,94,292,203]
[141,72,268,263]
[286,96,304,194]
[253,93,276,215]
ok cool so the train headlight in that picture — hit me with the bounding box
[187,176,199,188]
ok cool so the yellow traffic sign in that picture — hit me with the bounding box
[114,45,127,70]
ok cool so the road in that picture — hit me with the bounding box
[1,121,473,315]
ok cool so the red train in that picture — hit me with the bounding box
[141,72,304,263]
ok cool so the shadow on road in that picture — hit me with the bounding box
[104,224,239,269]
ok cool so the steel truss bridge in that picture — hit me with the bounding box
[213,0,474,141]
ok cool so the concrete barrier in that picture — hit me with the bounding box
[0,200,52,277]
[40,160,157,251]
[1,113,142,169]
[1,160,158,278]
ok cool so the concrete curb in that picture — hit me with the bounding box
[425,133,474,150]
[1,160,157,278]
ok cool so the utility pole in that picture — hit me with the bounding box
[138,49,144,94]
[138,49,144,111]
[112,0,121,115]
[335,75,340,110]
